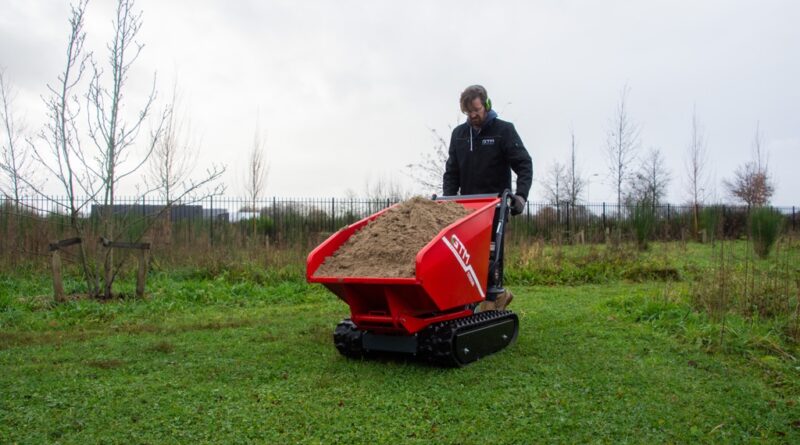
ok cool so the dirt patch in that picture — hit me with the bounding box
[85,358,125,369]
[145,340,175,354]
[622,265,681,282]
[116,319,254,335]
[314,197,472,278]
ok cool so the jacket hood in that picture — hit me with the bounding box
[469,109,498,130]
[483,109,498,128]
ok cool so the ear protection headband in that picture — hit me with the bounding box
[485,97,492,112]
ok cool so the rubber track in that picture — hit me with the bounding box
[333,311,518,366]
[418,310,518,367]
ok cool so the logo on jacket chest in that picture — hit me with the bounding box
[481,138,495,146]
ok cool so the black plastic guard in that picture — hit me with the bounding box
[454,316,517,364]
[452,311,519,365]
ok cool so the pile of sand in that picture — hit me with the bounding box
[314,197,472,278]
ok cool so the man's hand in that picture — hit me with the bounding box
[510,194,526,216]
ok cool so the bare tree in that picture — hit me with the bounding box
[564,128,585,205]
[542,161,566,204]
[24,0,217,299]
[630,147,671,206]
[684,106,708,236]
[0,69,35,205]
[28,0,100,295]
[85,0,169,298]
[405,127,450,194]
[724,123,775,207]
[243,122,268,235]
[146,82,194,202]
[145,81,225,241]
[606,85,641,211]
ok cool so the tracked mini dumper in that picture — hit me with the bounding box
[306,192,519,367]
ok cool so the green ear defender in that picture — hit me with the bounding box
[485,97,492,111]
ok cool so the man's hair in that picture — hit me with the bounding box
[460,85,488,112]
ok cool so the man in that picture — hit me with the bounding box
[443,84,533,312]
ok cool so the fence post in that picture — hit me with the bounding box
[602,202,606,230]
[793,206,796,231]
[666,203,671,238]
[566,202,571,243]
[331,198,335,232]
[272,197,277,241]
[209,195,213,246]
[556,200,560,241]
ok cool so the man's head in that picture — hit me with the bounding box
[460,85,491,127]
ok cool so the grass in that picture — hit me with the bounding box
[2,242,800,443]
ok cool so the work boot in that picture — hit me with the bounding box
[478,299,496,312]
[495,290,514,311]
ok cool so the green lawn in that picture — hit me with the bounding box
[2,268,799,443]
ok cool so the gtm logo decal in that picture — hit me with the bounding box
[481,138,495,145]
[442,234,485,298]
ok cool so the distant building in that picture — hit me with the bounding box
[203,208,230,221]
[91,204,229,222]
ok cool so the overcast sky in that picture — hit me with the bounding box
[1,0,798,204]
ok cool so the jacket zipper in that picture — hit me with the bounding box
[469,127,473,152]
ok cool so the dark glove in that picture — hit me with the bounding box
[510,194,526,216]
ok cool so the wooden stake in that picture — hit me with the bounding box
[51,250,65,302]
[136,248,149,298]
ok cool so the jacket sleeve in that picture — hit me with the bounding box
[505,124,533,200]
[442,130,460,196]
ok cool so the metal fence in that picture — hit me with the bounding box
[1,195,798,254]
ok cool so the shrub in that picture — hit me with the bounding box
[749,207,783,258]
[630,201,655,251]
[721,206,749,239]
[255,216,274,235]
[700,206,723,244]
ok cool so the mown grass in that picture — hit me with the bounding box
[2,241,800,443]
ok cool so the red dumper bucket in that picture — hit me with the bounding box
[307,196,499,336]
[308,193,519,366]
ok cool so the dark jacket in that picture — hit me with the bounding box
[443,112,533,199]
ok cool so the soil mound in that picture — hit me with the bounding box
[314,197,472,278]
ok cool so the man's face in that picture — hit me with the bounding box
[464,97,486,127]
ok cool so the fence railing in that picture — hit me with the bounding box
[1,196,798,256]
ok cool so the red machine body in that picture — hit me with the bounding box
[306,196,499,335]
